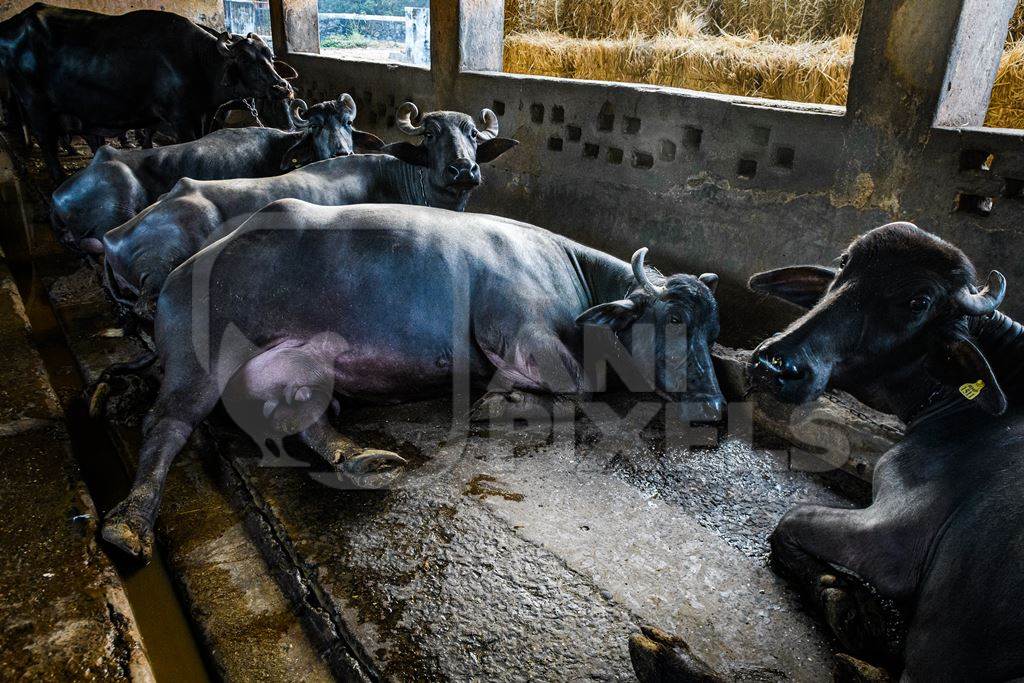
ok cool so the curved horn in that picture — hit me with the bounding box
[476,108,499,140]
[288,99,310,128]
[631,247,666,297]
[396,101,424,136]
[954,270,1006,316]
[273,60,299,80]
[338,93,357,117]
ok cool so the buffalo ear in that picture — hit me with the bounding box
[476,137,519,163]
[927,335,1007,415]
[575,299,641,331]
[353,129,385,152]
[220,62,240,88]
[748,265,836,309]
[280,133,315,170]
[382,141,429,166]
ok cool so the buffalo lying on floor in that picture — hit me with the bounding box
[51,94,384,252]
[0,3,294,179]
[101,102,518,319]
[635,221,1021,683]
[100,200,725,561]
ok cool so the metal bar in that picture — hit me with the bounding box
[318,13,405,22]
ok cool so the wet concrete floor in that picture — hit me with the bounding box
[0,134,903,681]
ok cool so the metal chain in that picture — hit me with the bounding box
[244,98,265,128]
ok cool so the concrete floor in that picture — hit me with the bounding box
[0,138,904,681]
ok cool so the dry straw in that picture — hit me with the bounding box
[504,0,1024,125]
[505,31,855,106]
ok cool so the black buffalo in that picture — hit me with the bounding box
[0,4,294,179]
[101,103,518,319]
[739,222,1022,680]
[630,222,1024,681]
[51,94,384,252]
[100,201,725,560]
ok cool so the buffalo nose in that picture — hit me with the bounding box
[446,161,481,186]
[751,346,807,386]
[681,394,727,424]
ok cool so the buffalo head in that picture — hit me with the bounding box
[382,102,518,194]
[576,248,725,423]
[281,94,385,169]
[217,32,293,100]
[748,222,1008,416]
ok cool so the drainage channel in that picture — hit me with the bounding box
[1,193,213,680]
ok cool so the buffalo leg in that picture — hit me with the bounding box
[300,413,405,475]
[102,379,219,560]
[18,94,65,181]
[629,625,725,683]
[771,505,907,662]
[471,329,583,423]
[27,113,64,181]
[59,134,80,156]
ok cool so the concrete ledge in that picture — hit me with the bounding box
[0,250,151,680]
[0,260,60,434]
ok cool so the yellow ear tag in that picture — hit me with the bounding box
[959,379,985,400]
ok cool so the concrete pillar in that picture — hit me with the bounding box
[268,0,287,57]
[432,0,505,104]
[460,0,504,73]
[272,0,320,56]
[431,0,460,103]
[934,0,1017,128]
[846,0,1015,132]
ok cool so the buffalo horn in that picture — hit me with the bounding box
[216,31,234,56]
[631,247,666,297]
[338,93,357,117]
[477,108,499,140]
[288,99,310,128]
[954,270,1006,316]
[396,102,424,136]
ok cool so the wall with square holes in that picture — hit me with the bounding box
[284,49,1024,342]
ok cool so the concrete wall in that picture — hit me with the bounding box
[273,0,1024,346]
[0,0,224,28]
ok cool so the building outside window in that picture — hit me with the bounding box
[223,0,274,47]
[317,0,429,65]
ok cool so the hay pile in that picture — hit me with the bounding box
[505,0,863,41]
[505,31,855,106]
[504,0,1024,126]
[987,40,1024,128]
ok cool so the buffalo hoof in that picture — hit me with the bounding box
[88,381,111,418]
[101,501,153,562]
[819,578,904,663]
[343,449,406,475]
[628,625,724,683]
[833,653,891,683]
[344,448,407,491]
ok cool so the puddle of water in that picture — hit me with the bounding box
[1,175,212,682]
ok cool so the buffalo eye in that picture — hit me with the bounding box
[424,131,434,140]
[837,253,850,269]
[909,296,931,313]
[669,314,683,324]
